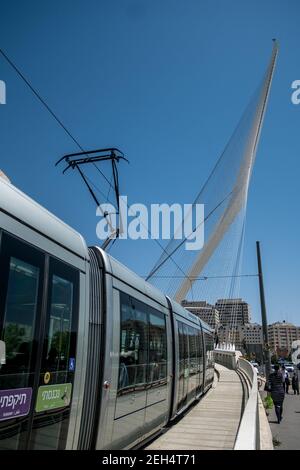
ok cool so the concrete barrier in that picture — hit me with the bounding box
[214,350,242,370]
[234,358,258,449]
[257,393,274,450]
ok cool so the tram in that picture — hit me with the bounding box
[0,175,214,449]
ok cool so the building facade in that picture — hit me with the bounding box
[268,321,300,356]
[241,323,263,345]
[216,322,263,355]
[181,300,220,330]
[182,298,265,357]
[215,298,251,326]
[240,323,263,362]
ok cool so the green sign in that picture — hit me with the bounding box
[35,383,72,413]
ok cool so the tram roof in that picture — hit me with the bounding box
[96,247,169,309]
[0,176,88,260]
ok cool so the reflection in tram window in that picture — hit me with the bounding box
[204,331,214,389]
[188,327,197,376]
[0,236,45,450]
[119,360,129,388]
[118,293,168,393]
[177,322,185,406]
[148,310,167,382]
[183,325,189,378]
[177,321,204,410]
[118,293,148,391]
[46,275,73,373]
[1,258,39,383]
[30,259,79,450]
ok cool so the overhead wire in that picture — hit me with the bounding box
[0,47,197,279]
[0,47,115,195]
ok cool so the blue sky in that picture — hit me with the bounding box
[0,0,299,324]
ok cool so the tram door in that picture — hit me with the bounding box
[0,233,79,450]
[114,293,148,446]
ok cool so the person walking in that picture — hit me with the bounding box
[285,372,291,394]
[268,364,285,424]
[292,372,299,395]
[281,365,290,394]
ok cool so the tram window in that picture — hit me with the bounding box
[30,259,79,450]
[188,327,197,376]
[177,321,184,405]
[148,310,167,382]
[45,275,74,372]
[1,257,39,377]
[178,322,184,366]
[183,325,189,363]
[198,329,203,367]
[194,329,201,374]
[0,234,45,450]
[119,293,148,391]
[204,332,214,365]
[41,259,79,379]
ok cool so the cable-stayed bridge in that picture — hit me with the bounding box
[144,42,280,450]
[146,40,278,351]
[1,35,278,449]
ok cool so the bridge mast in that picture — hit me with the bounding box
[256,241,272,378]
[173,40,279,303]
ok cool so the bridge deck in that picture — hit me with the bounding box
[146,364,244,450]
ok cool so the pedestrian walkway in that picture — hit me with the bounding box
[147,364,244,450]
[268,393,300,450]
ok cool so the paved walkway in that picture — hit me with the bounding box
[147,365,244,450]
[268,392,300,450]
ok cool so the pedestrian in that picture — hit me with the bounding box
[281,365,290,394]
[267,364,285,424]
[285,373,290,394]
[292,372,299,395]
